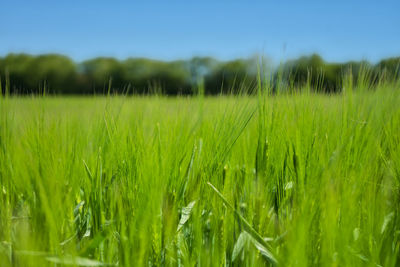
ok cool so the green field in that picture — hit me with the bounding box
[1,81,400,266]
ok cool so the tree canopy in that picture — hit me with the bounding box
[1,53,399,95]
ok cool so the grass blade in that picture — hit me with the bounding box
[207,182,277,264]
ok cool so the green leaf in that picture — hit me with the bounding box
[207,182,277,265]
[177,201,196,232]
[46,256,111,266]
[381,212,394,234]
[232,231,250,262]
[83,160,93,181]
[252,239,277,263]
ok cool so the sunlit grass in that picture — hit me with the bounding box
[0,81,399,266]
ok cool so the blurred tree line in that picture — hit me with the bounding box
[279,54,400,93]
[0,53,399,95]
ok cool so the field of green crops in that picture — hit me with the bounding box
[1,81,400,266]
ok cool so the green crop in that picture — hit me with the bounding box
[0,79,399,266]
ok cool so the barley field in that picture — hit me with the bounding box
[0,81,399,266]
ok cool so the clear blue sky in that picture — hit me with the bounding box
[1,0,399,63]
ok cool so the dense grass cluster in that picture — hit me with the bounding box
[0,79,399,266]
